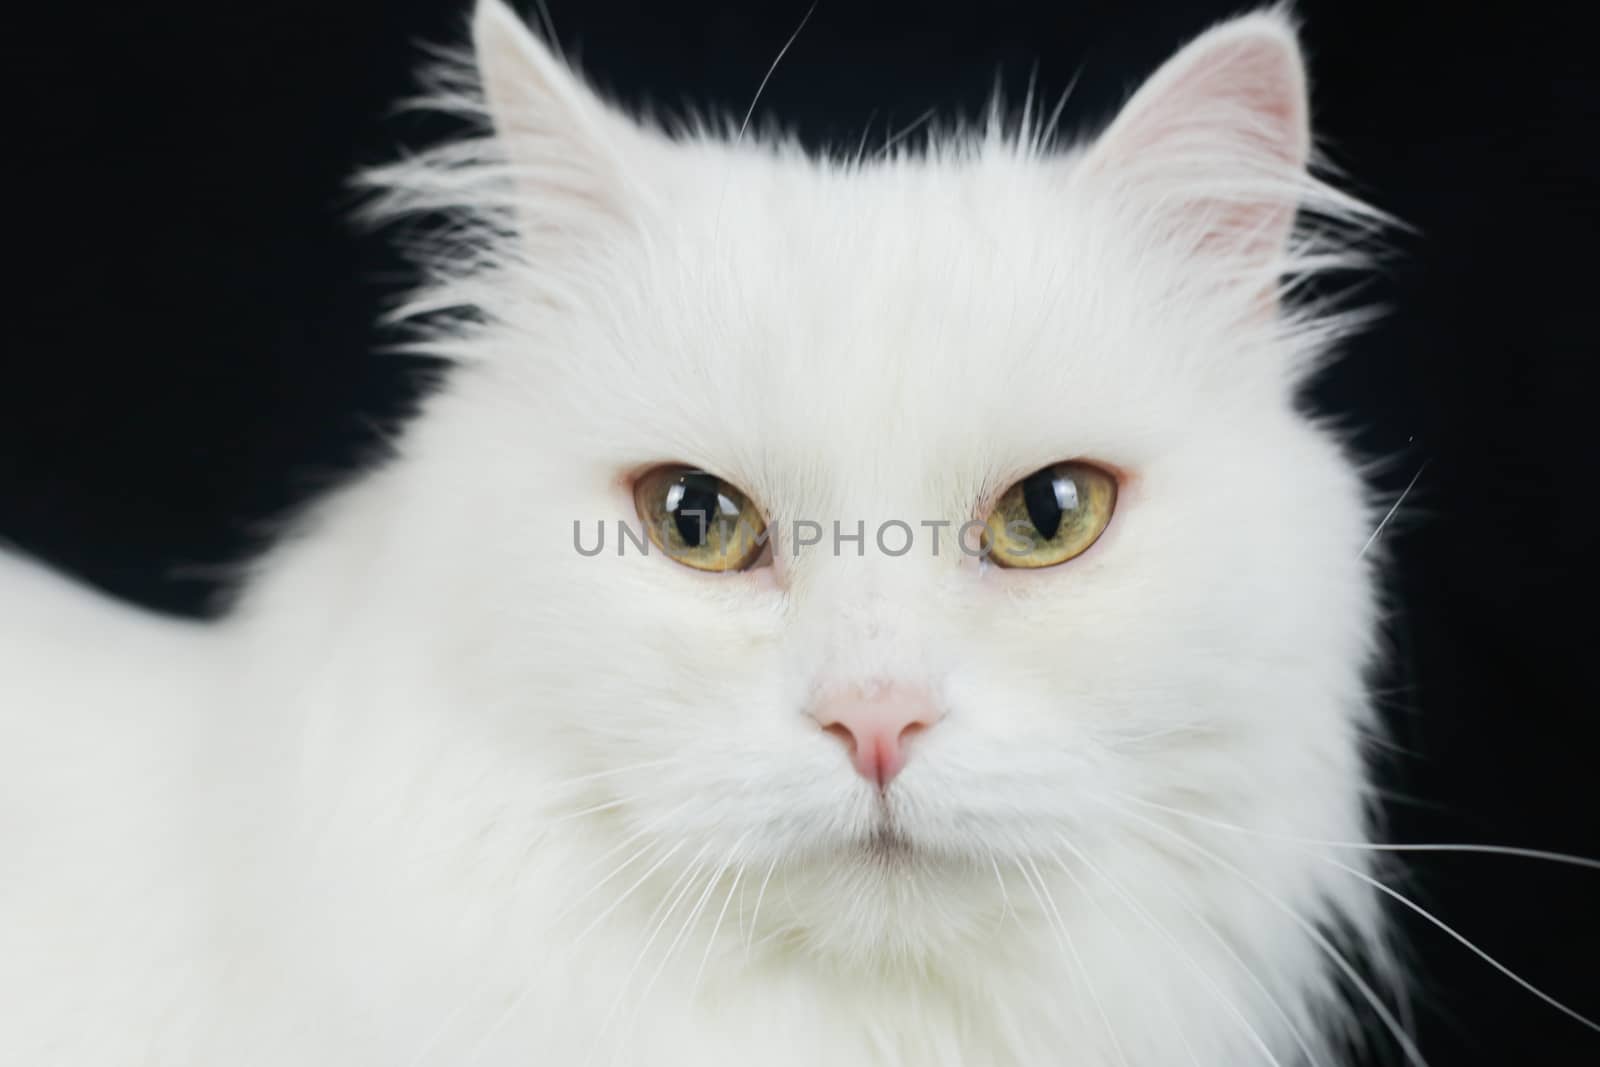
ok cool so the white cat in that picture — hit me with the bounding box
[0,2,1401,1064]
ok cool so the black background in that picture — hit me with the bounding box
[4,2,1597,1063]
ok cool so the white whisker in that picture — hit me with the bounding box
[713,1,816,245]
[552,801,698,927]
[1325,853,1600,1034]
[1016,856,1132,1067]
[745,854,781,957]
[1096,797,1428,1067]
[1047,842,1204,1067]
[466,839,693,1066]
[615,847,737,1063]
[691,843,749,1002]
[1128,797,1600,870]
[1054,837,1285,1067]
[408,811,679,1067]
[589,846,713,1066]
[546,793,644,826]
[851,109,880,167]
[1358,461,1427,559]
[734,3,816,150]
[878,107,937,158]
[988,851,1014,927]
[1130,790,1600,1029]
[572,839,689,950]
[531,756,686,800]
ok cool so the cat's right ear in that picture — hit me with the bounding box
[473,0,638,234]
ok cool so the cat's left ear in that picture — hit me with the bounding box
[1077,11,1311,289]
[473,0,641,234]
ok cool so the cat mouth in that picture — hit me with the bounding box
[860,815,916,862]
[861,833,914,867]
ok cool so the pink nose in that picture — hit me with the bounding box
[809,683,942,788]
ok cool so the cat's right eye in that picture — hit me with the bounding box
[632,466,770,572]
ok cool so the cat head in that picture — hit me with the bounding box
[355,0,1384,976]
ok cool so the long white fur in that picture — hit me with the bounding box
[0,2,1396,1064]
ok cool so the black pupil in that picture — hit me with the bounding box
[673,473,724,548]
[1022,467,1066,541]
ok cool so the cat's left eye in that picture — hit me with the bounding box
[633,466,770,572]
[982,461,1117,569]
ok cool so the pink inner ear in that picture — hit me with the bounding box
[1084,18,1311,279]
[1112,33,1308,169]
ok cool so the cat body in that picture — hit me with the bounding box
[0,3,1391,1064]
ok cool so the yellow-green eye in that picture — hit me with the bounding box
[633,466,769,572]
[983,461,1117,569]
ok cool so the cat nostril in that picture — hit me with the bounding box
[809,683,943,788]
[898,720,929,742]
[822,721,857,757]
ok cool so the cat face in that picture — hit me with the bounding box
[368,1,1381,970]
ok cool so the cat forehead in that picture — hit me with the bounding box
[653,143,1098,306]
[572,146,1254,453]
[487,162,1262,522]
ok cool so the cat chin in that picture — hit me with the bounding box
[762,848,1011,968]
